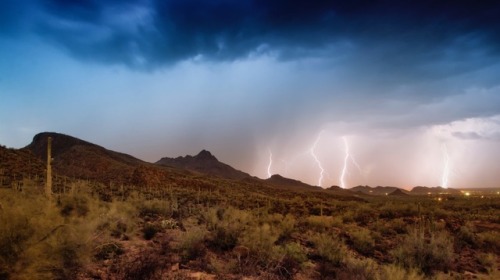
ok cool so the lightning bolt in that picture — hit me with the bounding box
[310,131,325,187]
[339,136,363,188]
[441,144,450,188]
[340,137,349,189]
[267,149,273,178]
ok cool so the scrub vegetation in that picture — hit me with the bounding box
[1,181,499,280]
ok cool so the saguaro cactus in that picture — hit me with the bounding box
[45,136,52,197]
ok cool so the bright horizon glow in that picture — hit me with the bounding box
[310,131,325,187]
[441,144,450,188]
[340,137,349,189]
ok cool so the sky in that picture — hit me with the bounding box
[1,0,500,189]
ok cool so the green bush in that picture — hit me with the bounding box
[392,228,454,275]
[0,189,120,279]
[276,214,296,241]
[310,232,346,266]
[349,227,375,256]
[388,218,408,234]
[377,264,424,280]
[340,257,378,280]
[353,205,377,225]
[94,242,124,260]
[478,231,500,254]
[240,223,280,263]
[177,227,207,262]
[137,199,171,218]
[0,202,35,274]
[58,193,90,217]
[203,207,252,251]
[276,242,307,278]
[305,215,335,232]
[477,253,496,273]
[456,222,480,248]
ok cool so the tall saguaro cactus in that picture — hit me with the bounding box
[46,136,52,197]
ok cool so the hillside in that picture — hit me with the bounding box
[23,132,147,184]
[0,145,45,188]
[1,133,498,280]
[264,174,318,190]
[156,150,250,180]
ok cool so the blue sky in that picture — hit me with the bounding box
[1,0,500,188]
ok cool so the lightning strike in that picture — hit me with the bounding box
[441,144,450,188]
[340,137,349,189]
[267,149,273,178]
[310,131,325,187]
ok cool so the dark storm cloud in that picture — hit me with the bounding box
[8,0,499,69]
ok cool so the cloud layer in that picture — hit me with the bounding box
[3,0,499,70]
[1,0,500,188]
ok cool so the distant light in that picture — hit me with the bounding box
[464,192,470,196]
[438,197,442,202]
[497,192,500,195]
[427,192,431,195]
[385,193,388,196]
[481,196,484,199]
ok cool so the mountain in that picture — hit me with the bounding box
[156,150,250,180]
[0,145,45,187]
[388,189,410,196]
[350,185,402,195]
[264,174,318,190]
[23,132,147,184]
[410,186,462,195]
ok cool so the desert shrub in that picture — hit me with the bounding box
[142,223,161,240]
[58,193,90,217]
[94,242,124,260]
[310,232,346,266]
[266,213,296,241]
[0,203,35,274]
[456,222,480,248]
[353,205,377,225]
[377,264,424,280]
[137,198,170,218]
[392,228,454,275]
[275,242,307,278]
[112,247,166,280]
[99,201,138,239]
[341,210,355,223]
[279,214,297,241]
[388,218,408,234]
[26,213,95,280]
[239,223,280,264]
[0,188,118,279]
[477,253,496,273]
[431,207,451,219]
[177,227,207,262]
[160,218,177,229]
[478,231,500,254]
[204,207,252,251]
[339,257,378,280]
[211,225,239,251]
[379,203,418,219]
[202,207,219,230]
[349,227,375,256]
[305,215,335,232]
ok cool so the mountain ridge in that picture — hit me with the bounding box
[156,150,250,180]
